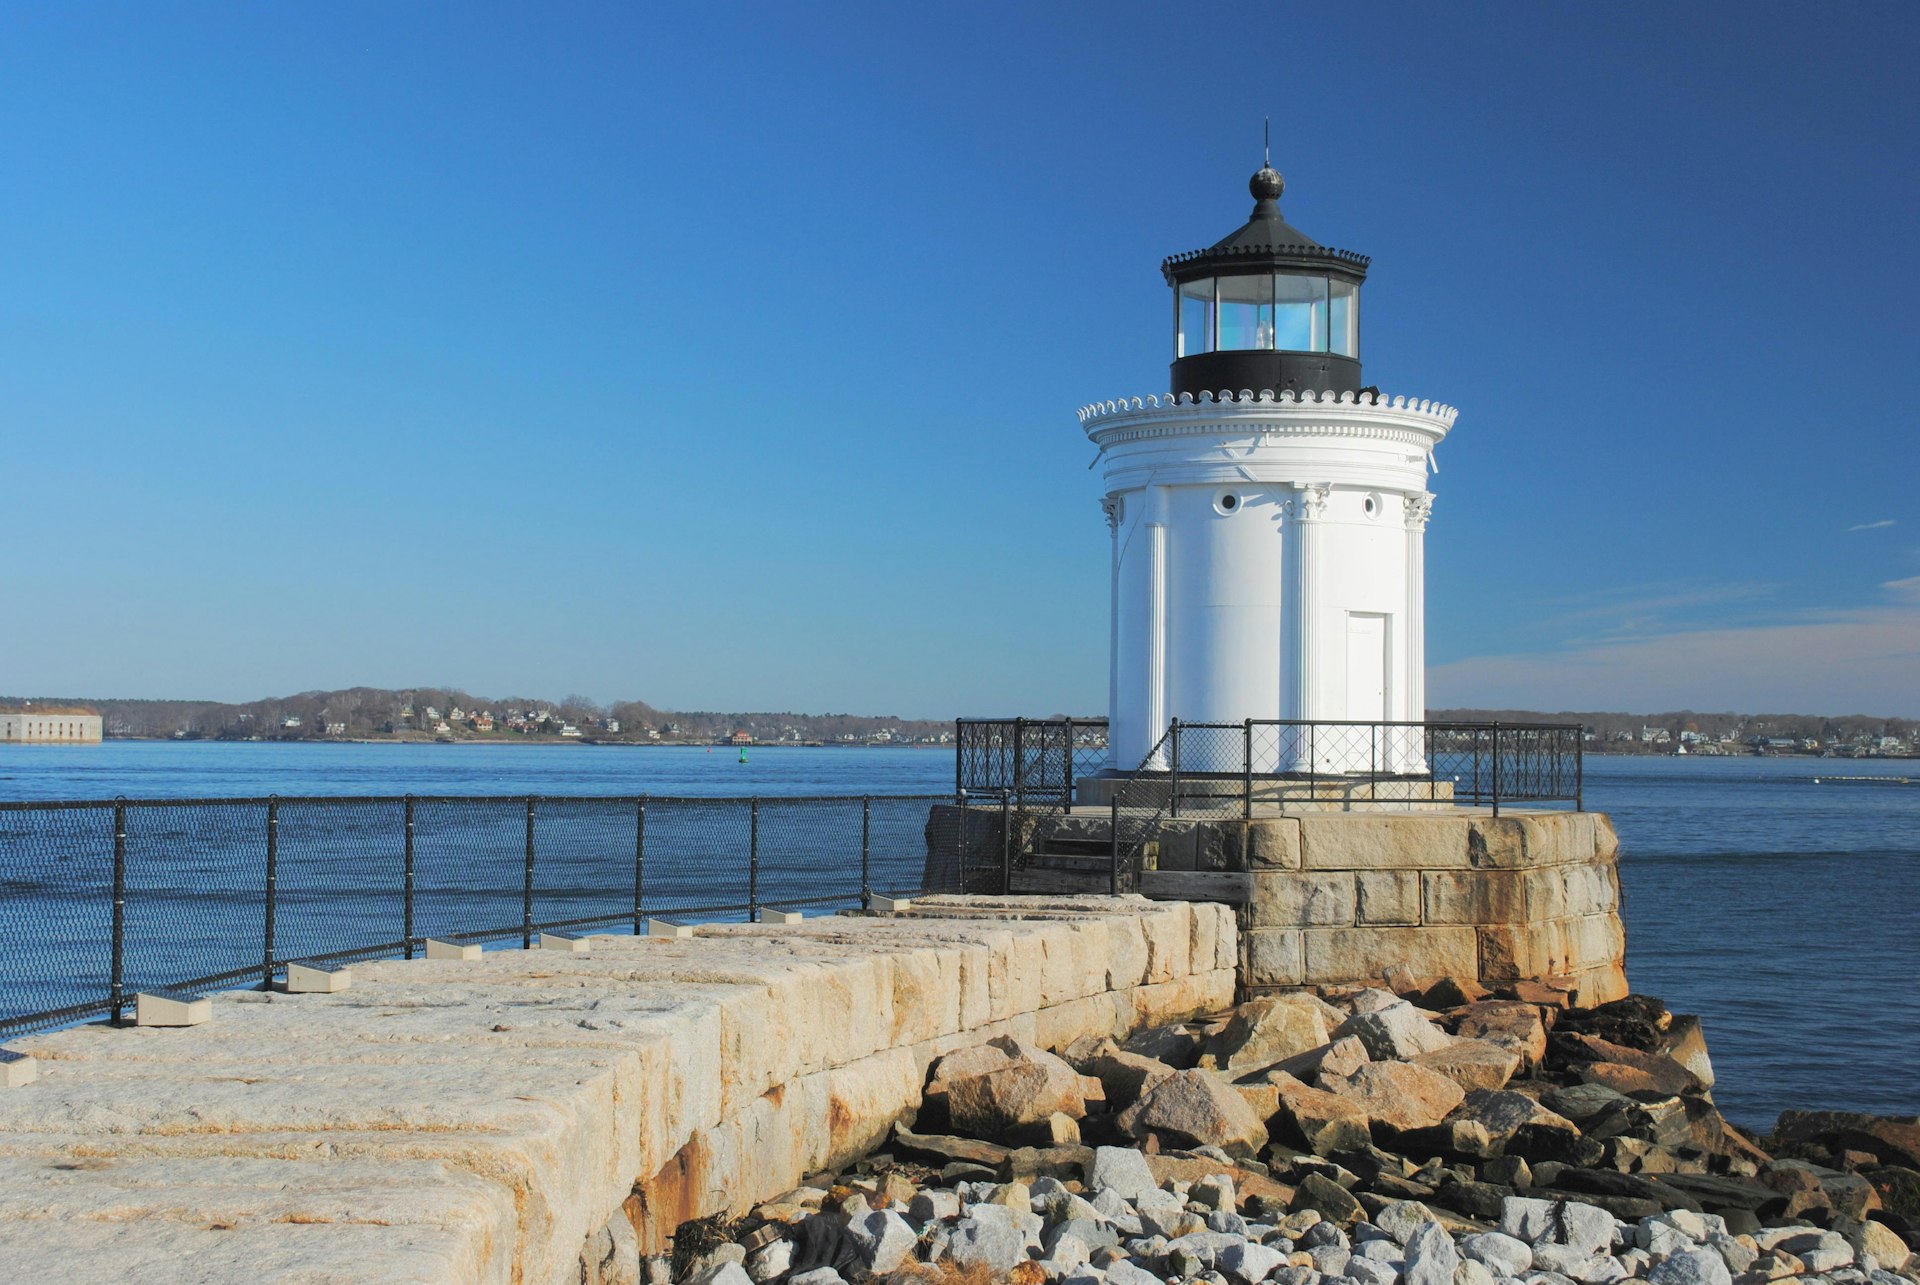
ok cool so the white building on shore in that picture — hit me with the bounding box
[1084,163,1454,772]
[0,707,104,743]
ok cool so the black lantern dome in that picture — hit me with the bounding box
[1163,166,1370,397]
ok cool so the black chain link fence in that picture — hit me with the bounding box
[0,793,957,1040]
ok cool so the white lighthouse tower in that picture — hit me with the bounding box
[1085,163,1457,774]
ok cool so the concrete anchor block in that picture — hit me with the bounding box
[538,933,589,953]
[647,919,693,939]
[765,910,805,925]
[283,962,351,993]
[425,938,482,961]
[135,991,211,1027]
[0,1050,37,1088]
[871,894,911,914]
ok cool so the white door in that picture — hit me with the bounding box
[1345,613,1388,725]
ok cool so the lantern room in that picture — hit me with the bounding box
[1164,165,1370,398]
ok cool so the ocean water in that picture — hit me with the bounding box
[1,741,1914,1128]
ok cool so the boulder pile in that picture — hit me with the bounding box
[656,984,1918,1285]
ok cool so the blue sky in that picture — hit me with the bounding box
[3,2,1916,718]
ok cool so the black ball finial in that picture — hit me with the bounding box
[1250,166,1285,202]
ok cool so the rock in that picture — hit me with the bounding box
[1125,1022,1209,1069]
[1657,1015,1715,1090]
[1775,1230,1854,1272]
[929,1042,1020,1093]
[746,1239,792,1284]
[1461,1232,1534,1276]
[1045,1112,1083,1145]
[1003,1144,1095,1183]
[1375,1201,1442,1247]
[1856,1219,1911,1271]
[946,1213,1032,1273]
[1421,976,1491,1010]
[1413,1040,1523,1093]
[1220,1239,1287,1284]
[684,1265,754,1285]
[1501,1196,1560,1243]
[1337,1002,1456,1061]
[1554,1032,1704,1096]
[1772,1112,1920,1172]
[1349,987,1405,1014]
[1088,1045,1179,1108]
[1119,1069,1271,1158]
[1455,1258,1498,1285]
[1106,1260,1169,1285]
[1706,1232,1756,1276]
[1267,1071,1376,1156]
[1542,1083,1639,1129]
[1506,1124,1606,1168]
[1647,1248,1732,1285]
[1208,995,1336,1072]
[1452,1002,1550,1066]
[1192,1173,1237,1211]
[847,1210,916,1274]
[892,1125,1011,1169]
[1295,1172,1366,1225]
[909,1189,962,1223]
[948,1043,1089,1138]
[1089,1143,1160,1202]
[1405,1221,1461,1285]
[1347,1255,1400,1285]
[786,1270,846,1285]
[1482,1157,1532,1188]
[1556,1202,1616,1256]
[1430,1181,1514,1222]
[1322,1062,1467,1134]
[1451,1089,1580,1144]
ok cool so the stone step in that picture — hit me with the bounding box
[1007,868,1113,895]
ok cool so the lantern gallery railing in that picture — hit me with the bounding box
[956,717,1584,815]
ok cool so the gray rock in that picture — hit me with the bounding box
[746,1239,793,1284]
[1707,1233,1757,1276]
[1210,1211,1252,1237]
[1168,1246,1208,1278]
[1118,1068,1271,1157]
[1461,1232,1534,1277]
[1501,1197,1560,1244]
[1220,1240,1287,1284]
[1311,1246,1354,1276]
[1529,1245,1591,1277]
[1092,1145,1161,1203]
[946,1215,1029,1273]
[1779,1232,1855,1273]
[1108,1259,1169,1285]
[1454,1260,1497,1285]
[1274,1269,1321,1285]
[1375,1202,1441,1248]
[908,1188,962,1224]
[1647,1248,1732,1285]
[847,1210,917,1274]
[785,1270,846,1285]
[1335,1002,1453,1061]
[683,1265,753,1285]
[1051,1217,1122,1255]
[1193,1173,1238,1211]
[1557,1203,1616,1257]
[1357,1239,1407,1265]
[1405,1222,1459,1285]
[1043,1231,1093,1274]
[1347,1258,1401,1285]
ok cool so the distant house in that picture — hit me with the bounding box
[729,730,754,746]
[424,707,441,721]
[559,723,583,738]
[599,717,621,733]
[435,720,453,735]
[471,712,495,732]
[325,721,346,735]
[448,706,466,722]
[282,717,303,729]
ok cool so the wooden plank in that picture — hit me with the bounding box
[1009,870,1110,895]
[1137,870,1253,904]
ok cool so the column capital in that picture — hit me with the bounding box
[1404,491,1435,530]
[1100,494,1122,533]
[1292,482,1332,522]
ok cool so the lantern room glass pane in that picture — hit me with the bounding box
[1177,278,1214,357]
[1274,274,1330,352]
[1216,274,1274,351]
[1330,278,1359,357]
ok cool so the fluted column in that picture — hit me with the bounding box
[1401,491,1433,771]
[1144,486,1169,768]
[1103,494,1122,771]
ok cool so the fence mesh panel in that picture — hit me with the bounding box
[276,799,408,968]
[0,804,116,1032]
[532,798,641,935]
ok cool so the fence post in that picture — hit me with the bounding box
[1169,719,1181,819]
[1013,718,1026,816]
[522,797,536,948]
[999,791,1011,896]
[954,722,965,797]
[1243,719,1254,819]
[861,796,873,910]
[956,789,969,892]
[749,797,761,922]
[634,797,647,934]
[1370,722,1378,799]
[1063,718,1075,814]
[403,796,416,959]
[1491,723,1503,819]
[1575,732,1585,812]
[110,799,127,1023]
[263,798,279,989]
[1108,794,1120,896]
[1309,722,1318,801]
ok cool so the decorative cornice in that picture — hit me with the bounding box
[1079,388,1457,426]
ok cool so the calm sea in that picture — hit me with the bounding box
[1,742,1914,1128]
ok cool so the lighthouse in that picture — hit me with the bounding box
[1083,163,1457,774]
